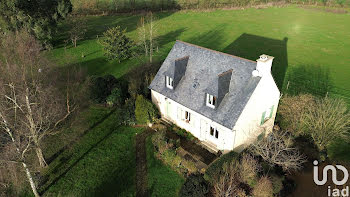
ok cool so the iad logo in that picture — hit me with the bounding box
[313,160,349,196]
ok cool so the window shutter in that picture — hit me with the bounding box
[260,111,266,125]
[190,114,195,127]
[181,109,185,120]
[269,105,274,118]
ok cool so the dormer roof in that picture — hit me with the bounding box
[163,56,189,89]
[149,40,261,129]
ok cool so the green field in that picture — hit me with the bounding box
[40,107,143,196]
[49,5,350,101]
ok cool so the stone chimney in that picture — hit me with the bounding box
[253,54,274,77]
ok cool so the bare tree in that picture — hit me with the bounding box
[0,30,75,171]
[302,96,350,151]
[67,16,87,48]
[251,130,306,171]
[213,160,241,197]
[252,176,273,197]
[137,12,158,63]
[278,94,316,136]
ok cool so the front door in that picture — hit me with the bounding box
[165,99,171,118]
[200,119,207,140]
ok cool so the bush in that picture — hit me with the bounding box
[278,94,316,136]
[271,175,284,195]
[106,87,123,106]
[302,97,350,151]
[99,26,133,62]
[125,62,160,99]
[180,174,209,197]
[135,94,157,124]
[239,154,259,187]
[151,130,167,154]
[121,98,136,126]
[88,75,119,103]
[204,151,239,182]
[252,176,273,197]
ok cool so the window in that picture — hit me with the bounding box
[166,76,174,89]
[185,111,191,122]
[209,126,219,139]
[260,105,274,125]
[206,94,216,108]
[210,126,214,136]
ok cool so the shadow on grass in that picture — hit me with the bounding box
[45,107,118,166]
[285,64,332,97]
[224,33,289,90]
[40,123,122,195]
[53,12,175,48]
[184,26,227,52]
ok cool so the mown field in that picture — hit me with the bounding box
[48,5,350,101]
[37,106,184,197]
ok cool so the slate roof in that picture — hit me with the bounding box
[149,40,261,129]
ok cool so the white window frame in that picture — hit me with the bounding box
[166,76,174,89]
[206,94,216,109]
[209,126,219,139]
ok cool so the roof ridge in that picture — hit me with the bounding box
[175,56,190,61]
[218,69,233,77]
[176,40,256,63]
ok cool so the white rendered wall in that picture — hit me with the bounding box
[151,90,234,151]
[232,74,280,152]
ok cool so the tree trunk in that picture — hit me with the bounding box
[35,147,47,167]
[22,162,40,197]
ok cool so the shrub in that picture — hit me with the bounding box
[278,94,316,136]
[125,62,160,99]
[204,151,239,182]
[173,155,182,168]
[239,154,259,187]
[336,0,346,6]
[99,26,133,62]
[121,98,136,126]
[106,87,123,106]
[302,97,350,151]
[151,130,167,155]
[270,175,284,195]
[180,174,209,197]
[252,176,273,197]
[182,160,197,174]
[163,149,177,165]
[135,94,157,124]
[88,75,119,103]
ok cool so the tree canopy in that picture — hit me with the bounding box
[0,0,72,47]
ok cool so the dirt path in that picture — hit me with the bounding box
[135,128,153,197]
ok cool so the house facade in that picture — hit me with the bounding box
[149,41,280,153]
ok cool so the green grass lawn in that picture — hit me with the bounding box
[48,5,350,101]
[40,107,144,197]
[145,136,185,196]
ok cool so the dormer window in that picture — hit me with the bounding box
[166,76,174,89]
[206,94,216,108]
